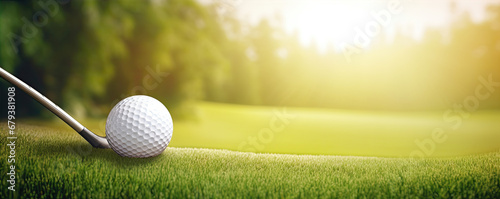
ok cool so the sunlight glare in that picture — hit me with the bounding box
[288,1,379,51]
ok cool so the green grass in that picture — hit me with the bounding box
[49,102,499,157]
[1,102,499,198]
[0,124,499,198]
[170,102,500,157]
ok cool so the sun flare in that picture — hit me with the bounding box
[286,1,380,51]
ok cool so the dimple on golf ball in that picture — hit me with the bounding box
[105,95,173,158]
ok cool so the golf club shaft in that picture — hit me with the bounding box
[0,67,110,148]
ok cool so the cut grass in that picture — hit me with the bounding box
[172,102,500,157]
[23,102,500,157]
[1,123,499,198]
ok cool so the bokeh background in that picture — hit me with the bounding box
[1,0,500,156]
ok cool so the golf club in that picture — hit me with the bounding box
[0,67,110,148]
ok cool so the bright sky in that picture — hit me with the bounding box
[199,0,500,51]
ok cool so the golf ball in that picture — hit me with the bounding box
[106,95,173,158]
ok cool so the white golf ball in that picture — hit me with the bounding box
[105,95,173,158]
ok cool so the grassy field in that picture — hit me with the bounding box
[171,103,500,157]
[44,102,500,157]
[0,123,499,198]
[1,102,499,198]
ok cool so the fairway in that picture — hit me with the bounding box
[0,123,499,198]
[29,102,500,157]
[173,103,500,157]
[2,101,500,198]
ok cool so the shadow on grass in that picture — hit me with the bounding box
[31,139,170,167]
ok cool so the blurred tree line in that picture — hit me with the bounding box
[1,0,499,119]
